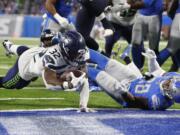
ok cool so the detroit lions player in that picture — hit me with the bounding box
[126,0,164,69]
[156,0,180,71]
[43,0,75,32]
[87,49,180,110]
[0,31,90,112]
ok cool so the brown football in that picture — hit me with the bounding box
[57,70,85,81]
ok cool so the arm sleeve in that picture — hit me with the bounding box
[79,78,90,108]
[147,58,166,77]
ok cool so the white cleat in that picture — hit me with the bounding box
[2,40,13,57]
[142,48,157,59]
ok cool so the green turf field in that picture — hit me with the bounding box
[0,38,179,110]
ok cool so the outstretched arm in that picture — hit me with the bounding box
[142,49,166,76]
[45,0,69,27]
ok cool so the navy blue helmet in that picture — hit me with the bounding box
[59,31,87,64]
[40,29,55,47]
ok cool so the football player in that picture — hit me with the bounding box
[156,0,180,71]
[126,0,164,69]
[75,0,115,50]
[43,0,75,32]
[104,0,137,57]
[0,31,90,112]
[87,49,180,110]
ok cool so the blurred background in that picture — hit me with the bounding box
[0,0,172,40]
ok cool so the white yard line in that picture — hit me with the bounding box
[0,97,64,101]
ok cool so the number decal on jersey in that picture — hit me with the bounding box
[33,50,47,63]
[44,55,55,65]
[135,84,150,94]
[49,49,61,59]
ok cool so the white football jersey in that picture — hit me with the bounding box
[106,0,136,26]
[18,45,68,81]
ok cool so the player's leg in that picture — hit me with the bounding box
[87,67,132,105]
[80,0,109,17]
[0,60,31,89]
[169,51,180,72]
[157,13,180,65]
[89,49,139,81]
[2,40,29,56]
[148,15,162,55]
[131,14,145,69]
[105,23,121,57]
[120,25,133,59]
[75,6,99,50]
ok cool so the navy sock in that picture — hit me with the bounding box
[17,46,29,56]
[132,44,145,69]
[157,48,171,66]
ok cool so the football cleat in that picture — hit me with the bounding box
[2,40,13,57]
[120,44,132,60]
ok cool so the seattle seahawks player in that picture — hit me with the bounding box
[75,0,115,50]
[43,0,75,32]
[104,0,137,57]
[87,48,180,110]
[0,31,90,112]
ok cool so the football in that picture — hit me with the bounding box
[58,70,85,82]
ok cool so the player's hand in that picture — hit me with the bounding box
[103,29,114,37]
[77,107,96,113]
[142,48,157,59]
[54,13,69,28]
[70,71,86,88]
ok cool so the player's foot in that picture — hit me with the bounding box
[2,40,13,57]
[168,63,179,72]
[120,44,132,60]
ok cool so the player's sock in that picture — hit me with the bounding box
[169,56,178,72]
[16,46,29,56]
[156,48,171,65]
[123,56,131,65]
[120,44,132,60]
[85,37,99,50]
[0,77,3,88]
[89,49,109,70]
[132,44,145,69]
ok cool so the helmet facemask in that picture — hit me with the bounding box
[160,77,180,100]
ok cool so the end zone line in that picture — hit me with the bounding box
[0,97,64,101]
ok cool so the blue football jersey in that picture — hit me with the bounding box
[139,0,163,15]
[46,0,73,22]
[127,72,180,110]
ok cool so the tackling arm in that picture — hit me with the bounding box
[142,49,166,76]
[45,0,69,27]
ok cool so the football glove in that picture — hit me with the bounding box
[142,48,157,59]
[54,13,69,28]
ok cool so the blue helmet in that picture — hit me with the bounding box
[59,30,87,64]
[41,29,55,47]
[160,76,180,101]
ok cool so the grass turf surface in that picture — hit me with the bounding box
[0,38,179,110]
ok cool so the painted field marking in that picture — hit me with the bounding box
[0,97,64,101]
[0,65,11,70]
